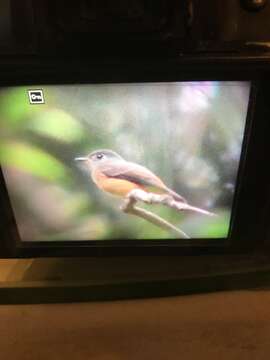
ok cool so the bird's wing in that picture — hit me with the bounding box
[100,160,187,203]
[100,160,166,189]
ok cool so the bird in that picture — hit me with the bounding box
[75,149,188,203]
[75,149,215,216]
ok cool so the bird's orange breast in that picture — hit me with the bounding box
[91,169,141,197]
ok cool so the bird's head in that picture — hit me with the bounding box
[75,149,123,170]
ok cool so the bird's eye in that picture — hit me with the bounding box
[96,153,103,160]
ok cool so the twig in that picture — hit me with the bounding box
[123,189,216,216]
[120,189,190,238]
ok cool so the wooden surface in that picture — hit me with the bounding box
[0,290,270,360]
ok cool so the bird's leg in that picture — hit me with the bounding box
[126,189,154,204]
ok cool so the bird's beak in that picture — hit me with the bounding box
[74,156,88,162]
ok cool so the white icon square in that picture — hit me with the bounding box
[28,89,45,104]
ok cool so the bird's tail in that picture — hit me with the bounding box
[165,187,216,217]
[164,187,187,203]
[179,203,216,217]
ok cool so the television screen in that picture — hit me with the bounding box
[0,81,250,242]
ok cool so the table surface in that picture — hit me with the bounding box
[0,289,270,360]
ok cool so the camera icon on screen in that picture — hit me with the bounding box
[28,89,45,104]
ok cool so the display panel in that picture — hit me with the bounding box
[0,81,250,242]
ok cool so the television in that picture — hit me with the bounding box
[0,57,270,259]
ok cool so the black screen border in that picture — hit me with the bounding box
[0,57,269,258]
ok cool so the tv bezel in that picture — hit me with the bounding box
[0,56,269,258]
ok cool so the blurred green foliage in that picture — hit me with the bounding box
[0,142,68,182]
[0,82,250,241]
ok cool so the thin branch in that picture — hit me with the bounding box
[121,201,190,238]
[120,189,190,238]
[123,189,216,216]
[120,189,216,238]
